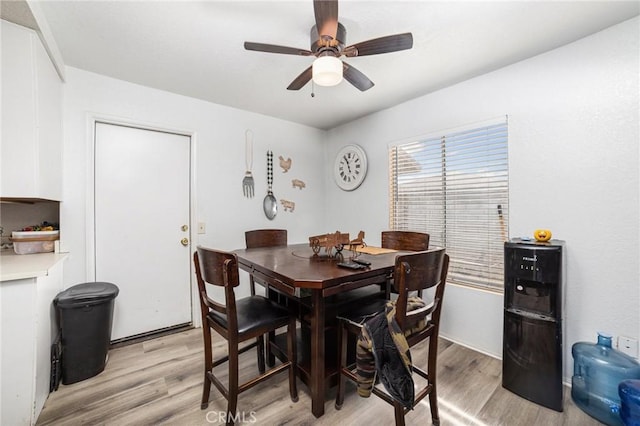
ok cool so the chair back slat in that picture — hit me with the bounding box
[196,247,240,288]
[381,231,429,252]
[394,249,449,331]
[245,229,288,248]
[194,247,240,322]
[245,229,288,296]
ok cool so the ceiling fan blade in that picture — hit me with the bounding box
[244,42,313,56]
[343,62,374,92]
[343,33,413,57]
[314,0,338,41]
[287,66,313,90]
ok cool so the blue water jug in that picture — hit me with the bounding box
[572,333,640,426]
[620,379,640,426]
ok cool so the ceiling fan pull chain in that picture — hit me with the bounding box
[311,80,315,98]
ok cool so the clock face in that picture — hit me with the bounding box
[334,145,368,191]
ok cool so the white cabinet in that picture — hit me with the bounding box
[0,277,37,426]
[1,20,62,201]
[0,256,66,425]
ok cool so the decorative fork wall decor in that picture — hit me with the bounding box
[242,130,254,198]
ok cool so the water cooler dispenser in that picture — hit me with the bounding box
[502,239,565,412]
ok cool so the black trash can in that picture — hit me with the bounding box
[54,282,119,385]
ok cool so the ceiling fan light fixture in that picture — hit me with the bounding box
[312,56,343,87]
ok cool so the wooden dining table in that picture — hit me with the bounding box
[234,243,403,418]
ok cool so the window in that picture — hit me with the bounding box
[389,119,508,291]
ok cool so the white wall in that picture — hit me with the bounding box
[60,67,326,299]
[325,17,640,380]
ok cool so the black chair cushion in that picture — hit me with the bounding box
[336,298,388,327]
[208,295,290,335]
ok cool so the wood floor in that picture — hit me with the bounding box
[37,328,603,425]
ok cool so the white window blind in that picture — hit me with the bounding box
[389,120,508,291]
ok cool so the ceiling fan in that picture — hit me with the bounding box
[244,0,413,92]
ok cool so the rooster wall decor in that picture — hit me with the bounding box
[279,155,292,172]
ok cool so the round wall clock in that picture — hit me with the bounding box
[333,144,368,191]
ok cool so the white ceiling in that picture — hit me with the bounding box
[27,1,640,129]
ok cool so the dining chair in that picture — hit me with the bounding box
[381,230,430,298]
[244,229,288,367]
[244,229,288,295]
[334,248,449,426]
[193,246,297,425]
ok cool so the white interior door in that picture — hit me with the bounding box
[95,122,191,340]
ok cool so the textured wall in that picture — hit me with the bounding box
[325,17,640,380]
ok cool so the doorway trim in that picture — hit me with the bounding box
[85,113,201,328]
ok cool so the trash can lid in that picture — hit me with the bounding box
[54,282,119,308]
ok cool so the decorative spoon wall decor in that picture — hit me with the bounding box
[263,151,277,220]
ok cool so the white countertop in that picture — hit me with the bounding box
[0,250,68,281]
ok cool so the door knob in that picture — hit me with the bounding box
[181,238,189,246]
[181,225,188,232]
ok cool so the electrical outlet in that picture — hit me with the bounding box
[198,222,206,234]
[618,336,639,358]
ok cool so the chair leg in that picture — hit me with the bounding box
[393,402,406,426]
[428,335,440,425]
[287,316,298,402]
[201,327,213,409]
[256,335,265,374]
[265,286,277,367]
[226,341,239,426]
[249,275,256,296]
[266,330,276,367]
[334,321,347,410]
[429,387,440,426]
